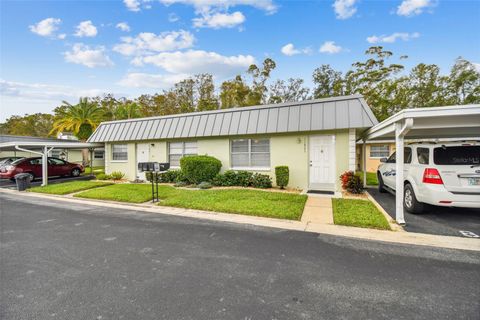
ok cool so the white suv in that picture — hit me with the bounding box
[377,142,480,213]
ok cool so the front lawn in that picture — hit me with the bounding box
[82,166,105,175]
[29,181,113,195]
[332,198,391,230]
[75,184,307,220]
[356,171,378,186]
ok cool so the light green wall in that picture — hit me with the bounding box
[104,130,351,191]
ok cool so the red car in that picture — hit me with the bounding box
[0,157,84,181]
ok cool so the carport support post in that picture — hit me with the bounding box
[394,118,413,226]
[89,148,94,177]
[42,146,48,187]
[362,139,367,187]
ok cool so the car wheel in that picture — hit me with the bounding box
[377,172,387,193]
[71,168,81,177]
[404,183,424,214]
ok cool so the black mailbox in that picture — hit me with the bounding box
[138,162,170,172]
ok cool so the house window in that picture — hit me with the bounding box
[169,141,198,167]
[112,144,128,161]
[94,150,104,160]
[50,150,61,158]
[417,148,430,165]
[231,139,270,169]
[370,145,390,158]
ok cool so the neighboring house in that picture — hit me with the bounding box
[0,135,105,167]
[356,140,395,172]
[87,95,378,193]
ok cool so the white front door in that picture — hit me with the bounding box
[309,135,335,191]
[136,143,150,180]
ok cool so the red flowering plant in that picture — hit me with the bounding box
[339,171,364,194]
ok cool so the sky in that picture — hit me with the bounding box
[1,0,479,121]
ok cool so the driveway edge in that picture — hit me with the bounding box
[2,188,479,252]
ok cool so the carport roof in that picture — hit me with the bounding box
[0,140,103,152]
[363,104,480,141]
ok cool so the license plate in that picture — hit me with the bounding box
[468,178,480,186]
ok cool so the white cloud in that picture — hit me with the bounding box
[193,11,245,29]
[319,41,342,54]
[333,0,357,19]
[159,0,277,14]
[29,18,62,38]
[74,20,98,37]
[118,73,189,88]
[113,30,195,56]
[397,0,435,16]
[116,22,131,32]
[135,50,255,78]
[280,43,311,56]
[168,12,180,22]
[124,0,141,11]
[58,33,67,40]
[64,44,113,68]
[367,32,420,44]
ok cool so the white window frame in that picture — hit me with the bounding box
[230,138,271,171]
[168,141,198,168]
[94,150,105,160]
[370,145,390,158]
[111,144,128,162]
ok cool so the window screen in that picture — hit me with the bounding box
[370,145,390,158]
[231,139,270,168]
[168,141,198,167]
[112,144,128,161]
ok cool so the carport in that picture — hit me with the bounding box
[361,104,480,225]
[0,140,103,186]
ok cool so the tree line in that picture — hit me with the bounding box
[1,46,479,140]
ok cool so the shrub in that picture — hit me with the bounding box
[340,171,363,194]
[146,170,185,183]
[96,173,111,180]
[110,171,125,181]
[275,166,289,189]
[197,181,212,189]
[180,155,222,184]
[250,173,273,188]
[174,181,188,188]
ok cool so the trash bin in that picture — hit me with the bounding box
[14,173,31,191]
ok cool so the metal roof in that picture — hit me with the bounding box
[88,94,378,143]
[0,134,81,144]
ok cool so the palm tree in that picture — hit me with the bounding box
[50,97,104,165]
[50,97,104,141]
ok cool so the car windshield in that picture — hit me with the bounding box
[433,146,480,165]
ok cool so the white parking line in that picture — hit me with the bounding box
[459,231,479,238]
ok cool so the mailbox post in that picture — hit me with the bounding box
[137,162,170,203]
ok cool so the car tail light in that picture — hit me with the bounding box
[423,168,444,184]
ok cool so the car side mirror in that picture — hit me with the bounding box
[380,157,387,163]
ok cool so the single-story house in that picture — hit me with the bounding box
[356,140,395,172]
[87,95,378,193]
[0,134,105,167]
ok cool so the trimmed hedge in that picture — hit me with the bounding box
[275,166,289,189]
[146,170,186,183]
[180,155,222,184]
[212,170,272,189]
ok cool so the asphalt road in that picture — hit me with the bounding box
[1,193,479,320]
[368,187,480,238]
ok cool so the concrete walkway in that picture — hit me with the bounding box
[1,188,479,252]
[301,196,333,224]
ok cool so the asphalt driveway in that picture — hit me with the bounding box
[0,175,93,189]
[368,187,480,238]
[1,192,479,319]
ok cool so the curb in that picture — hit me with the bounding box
[1,188,479,252]
[365,191,405,232]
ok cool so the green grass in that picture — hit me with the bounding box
[82,166,105,175]
[29,180,113,195]
[75,184,308,220]
[332,198,391,230]
[356,171,379,186]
